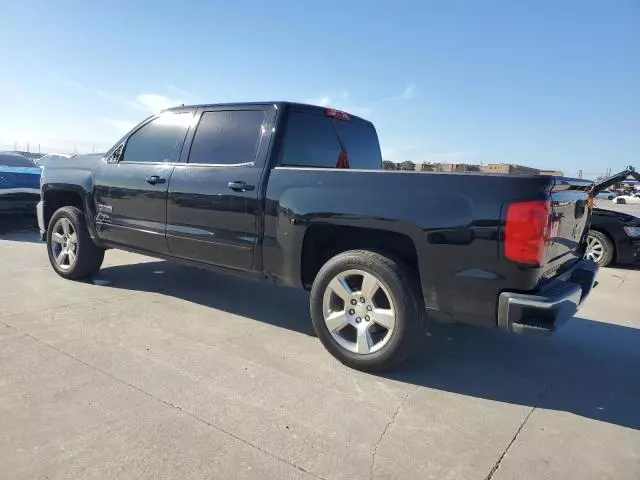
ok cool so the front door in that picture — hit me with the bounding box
[94,112,193,254]
[166,107,272,271]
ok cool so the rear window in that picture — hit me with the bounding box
[280,112,382,169]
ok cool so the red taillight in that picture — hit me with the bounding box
[505,200,551,266]
[325,108,351,121]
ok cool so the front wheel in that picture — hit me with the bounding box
[47,206,105,280]
[310,250,427,371]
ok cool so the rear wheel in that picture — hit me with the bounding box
[310,250,427,371]
[585,230,614,267]
[47,206,105,280]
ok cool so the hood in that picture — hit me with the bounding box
[42,153,105,171]
[592,207,640,224]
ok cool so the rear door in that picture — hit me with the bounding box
[546,178,593,265]
[94,112,192,253]
[166,106,275,271]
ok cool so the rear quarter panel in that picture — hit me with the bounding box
[263,168,555,327]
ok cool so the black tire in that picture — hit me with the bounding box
[310,250,427,371]
[586,230,615,267]
[617,198,626,204]
[46,206,105,280]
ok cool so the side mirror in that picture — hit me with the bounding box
[107,144,124,164]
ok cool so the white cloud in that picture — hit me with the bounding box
[306,84,417,118]
[305,91,371,116]
[134,93,182,112]
[0,130,113,155]
[399,84,416,100]
[100,118,137,133]
[50,73,147,111]
[50,74,185,113]
[308,95,332,107]
[375,84,417,103]
[166,84,203,102]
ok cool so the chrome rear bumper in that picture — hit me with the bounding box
[498,259,598,335]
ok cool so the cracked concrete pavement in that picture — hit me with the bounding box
[1,229,639,479]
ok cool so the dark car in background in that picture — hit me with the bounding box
[587,209,640,266]
[586,167,640,267]
[0,152,41,215]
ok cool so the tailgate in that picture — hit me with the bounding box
[546,178,593,264]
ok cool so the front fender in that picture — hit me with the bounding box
[41,166,97,240]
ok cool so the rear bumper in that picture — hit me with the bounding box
[498,259,598,336]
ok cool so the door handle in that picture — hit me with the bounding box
[228,181,255,192]
[145,175,165,185]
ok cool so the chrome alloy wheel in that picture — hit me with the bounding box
[585,234,604,264]
[322,269,396,355]
[50,217,78,271]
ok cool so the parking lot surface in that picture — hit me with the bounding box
[1,228,639,479]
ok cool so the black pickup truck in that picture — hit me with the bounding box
[37,102,598,370]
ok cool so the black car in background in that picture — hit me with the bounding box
[586,167,640,267]
[587,208,640,266]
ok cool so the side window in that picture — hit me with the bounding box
[280,113,341,168]
[187,110,265,165]
[122,112,191,163]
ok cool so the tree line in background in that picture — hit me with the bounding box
[383,160,416,170]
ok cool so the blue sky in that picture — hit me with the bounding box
[1,0,638,177]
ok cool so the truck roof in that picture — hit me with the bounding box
[163,101,373,125]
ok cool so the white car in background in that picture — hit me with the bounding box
[595,189,616,200]
[612,193,640,204]
[36,153,75,167]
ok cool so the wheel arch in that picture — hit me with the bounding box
[300,224,421,291]
[42,185,99,242]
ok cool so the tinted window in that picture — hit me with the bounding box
[122,113,191,163]
[280,112,382,169]
[334,121,383,169]
[188,110,265,165]
[0,154,36,168]
[280,113,341,168]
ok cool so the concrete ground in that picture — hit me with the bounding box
[1,225,639,480]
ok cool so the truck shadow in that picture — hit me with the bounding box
[387,321,640,431]
[95,259,640,431]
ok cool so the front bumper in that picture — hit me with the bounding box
[37,201,45,241]
[617,237,640,264]
[498,259,598,336]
